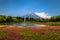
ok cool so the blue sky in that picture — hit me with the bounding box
[0,0,60,16]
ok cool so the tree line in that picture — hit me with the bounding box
[0,15,60,22]
[49,15,60,22]
[0,15,23,22]
[23,15,60,22]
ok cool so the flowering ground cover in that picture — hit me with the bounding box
[0,26,60,40]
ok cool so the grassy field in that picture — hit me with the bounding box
[0,26,60,40]
[35,22,60,26]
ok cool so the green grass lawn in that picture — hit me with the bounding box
[0,26,60,40]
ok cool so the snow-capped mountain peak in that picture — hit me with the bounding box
[22,12,51,19]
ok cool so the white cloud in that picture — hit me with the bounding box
[35,12,51,19]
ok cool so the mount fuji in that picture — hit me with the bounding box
[22,13,42,18]
[22,12,51,19]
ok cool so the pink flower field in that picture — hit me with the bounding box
[0,26,60,40]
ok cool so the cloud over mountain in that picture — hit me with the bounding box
[35,12,51,19]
